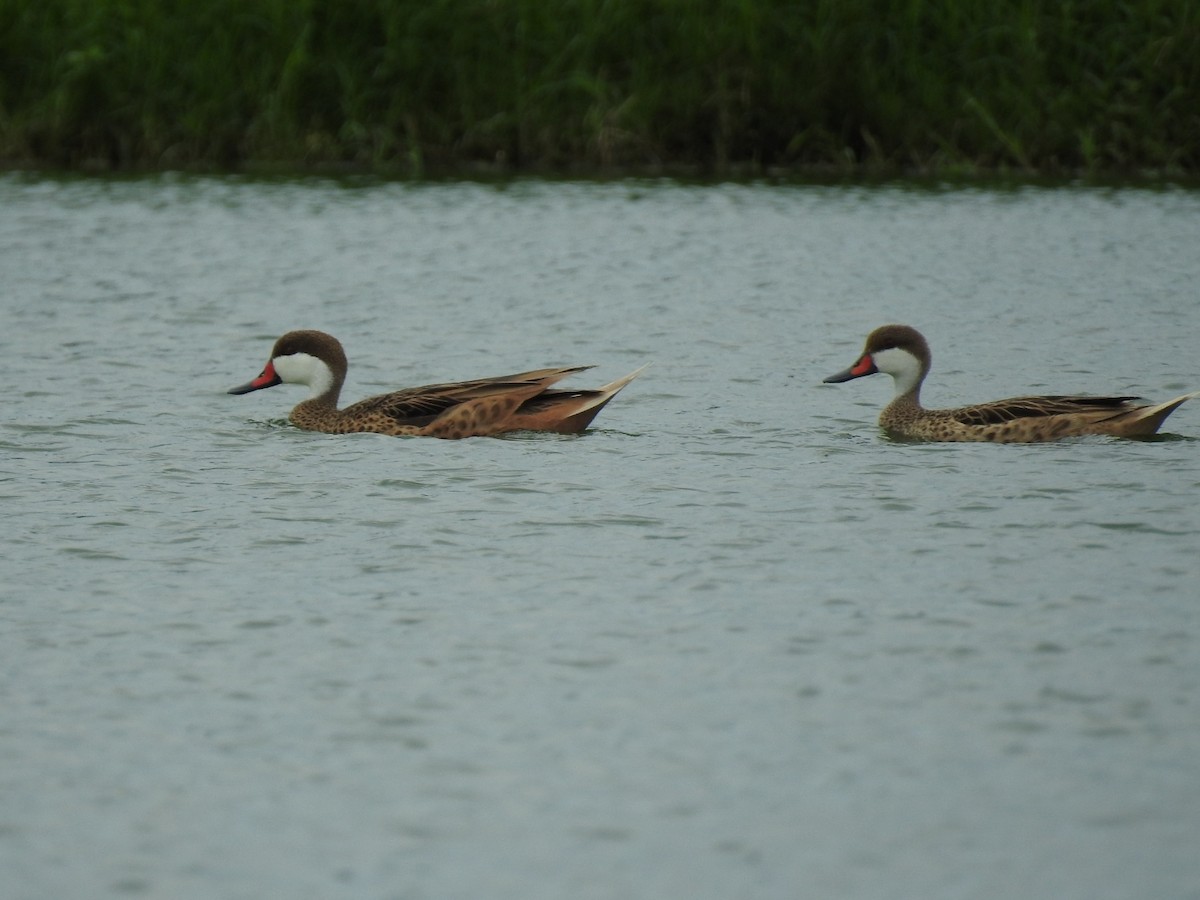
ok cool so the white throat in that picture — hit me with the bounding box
[871,347,924,397]
[274,352,336,399]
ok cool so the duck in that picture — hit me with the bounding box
[229,330,645,438]
[823,324,1197,442]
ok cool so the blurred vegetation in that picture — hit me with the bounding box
[0,0,1197,174]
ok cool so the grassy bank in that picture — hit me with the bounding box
[1,0,1197,175]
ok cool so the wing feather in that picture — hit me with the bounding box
[339,367,593,427]
[951,395,1138,427]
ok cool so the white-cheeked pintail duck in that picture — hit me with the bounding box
[824,324,1197,442]
[230,330,645,438]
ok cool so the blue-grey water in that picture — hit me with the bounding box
[2,174,1199,900]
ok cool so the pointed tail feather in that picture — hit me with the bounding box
[555,364,649,433]
[513,364,648,434]
[1105,390,1199,436]
[594,364,650,400]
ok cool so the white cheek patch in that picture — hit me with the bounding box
[274,352,335,398]
[871,347,923,395]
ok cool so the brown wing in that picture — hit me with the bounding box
[951,395,1139,427]
[340,366,593,428]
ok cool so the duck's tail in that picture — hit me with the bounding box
[1102,390,1200,436]
[512,364,648,434]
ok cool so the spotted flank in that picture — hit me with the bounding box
[230,330,645,439]
[824,324,1197,442]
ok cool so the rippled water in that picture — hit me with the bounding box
[2,174,1199,899]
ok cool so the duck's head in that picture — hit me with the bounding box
[824,324,931,396]
[228,330,348,400]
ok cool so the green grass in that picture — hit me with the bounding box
[1,0,1197,174]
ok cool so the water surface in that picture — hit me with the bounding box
[2,174,1199,899]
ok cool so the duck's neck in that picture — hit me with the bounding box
[289,388,345,431]
[294,390,340,412]
[274,352,345,409]
[304,366,342,405]
[289,371,344,429]
[870,347,926,409]
[892,381,923,407]
[290,377,341,425]
[878,384,927,435]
